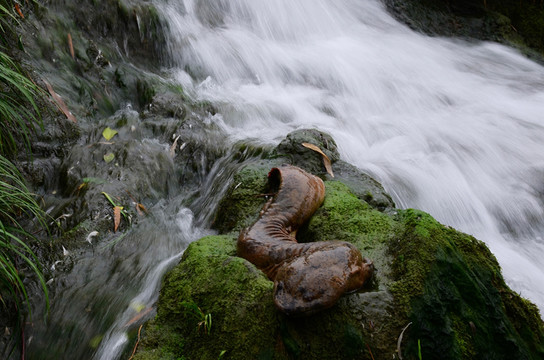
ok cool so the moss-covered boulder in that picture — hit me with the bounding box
[135,136,544,359]
[135,235,277,360]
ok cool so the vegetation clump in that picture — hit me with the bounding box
[0,1,50,354]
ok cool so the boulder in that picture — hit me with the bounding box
[384,0,544,60]
[134,131,544,360]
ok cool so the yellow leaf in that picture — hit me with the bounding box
[102,127,118,141]
[301,142,334,177]
[130,302,146,313]
[114,206,123,232]
[103,152,115,163]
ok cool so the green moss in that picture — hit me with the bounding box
[138,235,278,360]
[486,0,544,54]
[138,162,544,360]
[136,78,156,109]
[300,181,395,289]
[212,163,275,234]
[303,181,394,241]
[390,209,544,359]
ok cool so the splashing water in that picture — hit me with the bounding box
[157,0,544,314]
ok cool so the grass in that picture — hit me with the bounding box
[1,0,43,157]
[180,301,213,335]
[0,1,50,355]
[0,155,49,317]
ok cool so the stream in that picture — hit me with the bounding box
[23,0,544,359]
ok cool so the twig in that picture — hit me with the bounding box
[67,33,74,59]
[128,324,143,360]
[366,343,376,360]
[397,322,412,360]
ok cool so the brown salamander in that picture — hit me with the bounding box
[237,165,374,316]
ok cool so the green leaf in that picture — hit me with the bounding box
[101,192,117,207]
[103,152,115,163]
[82,177,107,184]
[102,127,118,141]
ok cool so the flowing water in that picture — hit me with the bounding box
[158,0,544,314]
[24,0,544,358]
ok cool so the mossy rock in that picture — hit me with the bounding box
[390,209,544,359]
[135,235,278,360]
[212,160,282,234]
[137,149,544,359]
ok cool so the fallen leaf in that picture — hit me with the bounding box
[124,307,153,327]
[76,182,88,195]
[14,4,24,18]
[85,231,99,244]
[136,203,148,216]
[102,127,118,141]
[67,33,74,59]
[301,142,334,177]
[114,206,123,232]
[130,302,146,313]
[89,335,103,349]
[170,135,180,158]
[82,177,107,184]
[43,79,77,123]
[103,152,115,163]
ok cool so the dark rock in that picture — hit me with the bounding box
[384,0,544,60]
[275,128,340,176]
[333,160,395,212]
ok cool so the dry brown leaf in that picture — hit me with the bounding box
[75,182,88,195]
[114,206,123,232]
[14,4,24,18]
[124,307,152,328]
[67,33,74,59]
[43,79,77,123]
[301,142,334,177]
[136,203,148,216]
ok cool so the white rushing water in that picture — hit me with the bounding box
[157,0,544,312]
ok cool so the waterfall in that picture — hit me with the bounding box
[157,0,544,313]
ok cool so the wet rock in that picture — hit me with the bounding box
[275,128,340,176]
[333,160,395,212]
[136,138,544,359]
[86,41,110,68]
[384,0,544,60]
[212,161,279,234]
